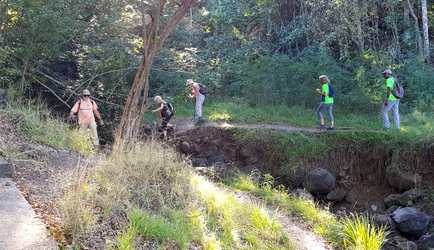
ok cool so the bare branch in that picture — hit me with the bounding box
[32,77,71,109]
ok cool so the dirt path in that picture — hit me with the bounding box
[234,191,331,249]
[173,118,342,134]
[194,175,331,250]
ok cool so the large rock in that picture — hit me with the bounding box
[384,190,424,208]
[382,236,418,250]
[417,234,434,250]
[385,194,402,208]
[373,214,395,230]
[386,167,419,192]
[0,157,14,178]
[304,168,336,195]
[326,188,347,202]
[398,189,424,206]
[179,141,191,154]
[392,207,433,238]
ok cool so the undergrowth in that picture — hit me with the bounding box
[226,175,389,250]
[4,99,94,155]
[61,142,296,249]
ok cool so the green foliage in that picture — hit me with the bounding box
[123,209,198,250]
[341,215,389,250]
[5,100,94,155]
[191,175,294,250]
[227,175,340,245]
[227,175,389,249]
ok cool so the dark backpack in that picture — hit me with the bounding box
[328,84,335,98]
[392,79,405,99]
[166,102,175,116]
[198,83,208,95]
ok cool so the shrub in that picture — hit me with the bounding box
[60,142,193,245]
[340,214,389,250]
[5,100,94,155]
[96,142,192,213]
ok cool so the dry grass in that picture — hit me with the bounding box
[59,142,193,246]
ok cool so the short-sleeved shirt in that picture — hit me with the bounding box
[322,83,334,104]
[386,77,397,101]
[71,98,98,125]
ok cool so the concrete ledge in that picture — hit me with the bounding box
[0,157,14,178]
[0,178,58,250]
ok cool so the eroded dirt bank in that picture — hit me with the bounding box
[175,127,434,210]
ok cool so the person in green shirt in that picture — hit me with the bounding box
[316,75,334,130]
[382,69,400,129]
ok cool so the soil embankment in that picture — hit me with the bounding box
[175,126,434,210]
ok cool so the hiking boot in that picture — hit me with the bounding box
[317,125,328,130]
[195,117,205,126]
[327,126,335,131]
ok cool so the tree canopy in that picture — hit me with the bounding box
[1,0,434,141]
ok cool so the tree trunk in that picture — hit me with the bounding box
[113,56,153,151]
[407,0,424,58]
[421,0,430,61]
[113,0,197,152]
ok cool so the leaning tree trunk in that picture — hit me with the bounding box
[113,55,153,151]
[421,0,430,62]
[113,0,197,152]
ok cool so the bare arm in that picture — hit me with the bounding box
[69,101,79,117]
[152,103,164,113]
[92,102,102,121]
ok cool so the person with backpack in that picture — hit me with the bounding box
[152,96,175,138]
[382,69,402,130]
[69,89,104,147]
[316,75,335,130]
[186,79,206,124]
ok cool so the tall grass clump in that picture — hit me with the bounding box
[4,99,93,155]
[60,142,193,247]
[341,214,389,250]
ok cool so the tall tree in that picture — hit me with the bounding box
[421,0,430,61]
[114,0,199,150]
[407,0,424,58]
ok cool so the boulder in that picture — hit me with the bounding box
[304,168,336,195]
[398,189,424,206]
[179,142,191,154]
[386,167,419,192]
[385,194,402,208]
[387,205,399,214]
[373,214,395,230]
[392,207,433,238]
[382,236,418,250]
[0,157,14,178]
[326,188,347,202]
[417,234,434,250]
